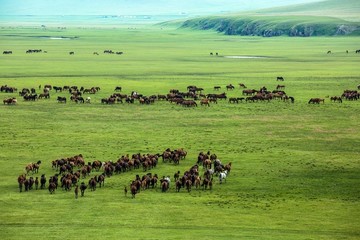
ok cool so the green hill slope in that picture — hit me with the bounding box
[179,0,360,37]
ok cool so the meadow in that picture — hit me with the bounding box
[0,25,359,239]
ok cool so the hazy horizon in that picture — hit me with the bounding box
[0,0,321,16]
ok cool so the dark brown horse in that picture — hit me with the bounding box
[226,84,235,90]
[224,162,232,174]
[48,182,56,194]
[330,96,342,103]
[97,173,105,187]
[18,174,26,192]
[161,179,169,192]
[308,98,325,104]
[131,184,137,198]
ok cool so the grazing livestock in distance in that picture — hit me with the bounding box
[3,50,12,54]
[3,97,17,105]
[239,83,247,88]
[57,96,66,103]
[200,98,210,107]
[69,51,75,55]
[276,84,285,90]
[308,98,325,104]
[330,96,342,103]
[114,86,122,92]
[226,84,235,90]
[277,76,284,81]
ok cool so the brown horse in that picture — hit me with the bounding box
[224,162,232,174]
[185,179,192,192]
[200,98,210,107]
[175,180,182,192]
[202,177,213,190]
[18,174,26,192]
[48,182,56,194]
[308,98,325,104]
[161,180,169,192]
[131,184,137,198]
[203,159,212,169]
[97,173,105,188]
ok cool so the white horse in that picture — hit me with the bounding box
[219,170,227,184]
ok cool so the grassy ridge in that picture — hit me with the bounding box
[0,27,360,239]
[181,15,360,37]
[178,0,360,36]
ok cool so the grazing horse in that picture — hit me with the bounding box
[239,83,247,88]
[200,98,210,107]
[228,97,238,103]
[308,98,325,104]
[276,76,284,81]
[330,96,342,103]
[226,84,235,90]
[276,84,285,90]
[182,100,197,107]
[3,97,17,105]
[214,86,221,91]
[114,86,122,92]
[57,96,66,103]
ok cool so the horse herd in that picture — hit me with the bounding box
[2,49,124,55]
[2,82,359,106]
[17,148,231,199]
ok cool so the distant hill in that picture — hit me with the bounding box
[178,0,360,37]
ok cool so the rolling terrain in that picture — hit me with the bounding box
[179,0,360,36]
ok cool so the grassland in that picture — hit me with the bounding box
[0,25,359,240]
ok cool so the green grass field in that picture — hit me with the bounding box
[0,25,359,240]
